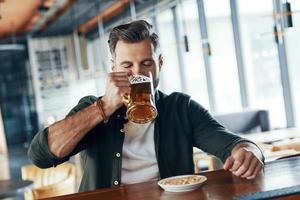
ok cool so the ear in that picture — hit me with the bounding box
[158,54,163,71]
[111,59,116,72]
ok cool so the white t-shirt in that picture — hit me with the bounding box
[121,121,159,184]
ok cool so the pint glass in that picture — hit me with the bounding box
[123,72,157,124]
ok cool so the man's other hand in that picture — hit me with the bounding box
[223,143,264,179]
[101,71,132,116]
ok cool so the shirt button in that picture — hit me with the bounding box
[114,181,119,185]
[117,114,121,118]
[120,129,124,133]
[116,153,121,157]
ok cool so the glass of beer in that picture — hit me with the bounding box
[123,72,157,124]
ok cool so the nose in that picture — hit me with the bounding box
[131,65,142,75]
[131,64,149,76]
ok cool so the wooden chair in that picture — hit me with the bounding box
[21,162,75,200]
[0,107,8,155]
[0,154,10,179]
[271,138,300,152]
[193,148,223,173]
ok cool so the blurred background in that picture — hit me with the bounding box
[0,0,299,183]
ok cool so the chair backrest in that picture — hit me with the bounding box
[22,162,75,200]
[0,107,8,155]
[214,109,270,134]
[0,154,10,179]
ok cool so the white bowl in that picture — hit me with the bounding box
[157,175,207,192]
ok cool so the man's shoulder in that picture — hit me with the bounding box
[67,95,98,117]
[169,92,190,99]
[164,91,191,103]
[157,90,190,99]
[78,95,98,105]
[159,91,207,112]
[157,91,191,109]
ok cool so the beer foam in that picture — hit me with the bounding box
[130,75,151,84]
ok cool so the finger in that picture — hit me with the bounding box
[113,81,131,87]
[246,163,263,180]
[109,72,129,77]
[223,156,234,170]
[108,75,127,84]
[110,71,129,75]
[230,157,244,172]
[111,76,131,81]
[118,87,131,95]
[230,148,247,171]
[241,158,258,178]
[232,152,252,176]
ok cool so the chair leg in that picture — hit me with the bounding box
[194,153,223,173]
[0,107,8,155]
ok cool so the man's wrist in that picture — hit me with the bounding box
[100,96,116,117]
[96,99,109,123]
[232,142,264,163]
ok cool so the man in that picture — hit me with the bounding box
[28,20,264,192]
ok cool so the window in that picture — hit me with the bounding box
[284,0,300,126]
[238,0,286,128]
[156,9,183,94]
[176,0,210,108]
[204,0,242,113]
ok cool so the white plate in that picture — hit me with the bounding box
[157,175,207,192]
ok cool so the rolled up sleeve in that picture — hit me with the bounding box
[28,95,99,168]
[28,127,69,168]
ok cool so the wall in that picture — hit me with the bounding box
[0,47,38,145]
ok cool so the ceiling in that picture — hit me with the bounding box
[0,0,156,44]
[35,0,114,36]
[0,0,41,37]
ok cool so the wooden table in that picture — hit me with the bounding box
[0,180,33,198]
[244,128,300,144]
[44,156,300,200]
[244,128,300,161]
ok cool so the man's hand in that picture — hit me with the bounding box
[223,143,264,179]
[101,72,131,116]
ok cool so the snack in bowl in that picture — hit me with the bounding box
[160,175,203,185]
[158,175,207,192]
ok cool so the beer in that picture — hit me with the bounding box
[123,73,157,124]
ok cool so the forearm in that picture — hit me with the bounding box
[48,100,114,158]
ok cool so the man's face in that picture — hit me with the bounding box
[111,38,162,88]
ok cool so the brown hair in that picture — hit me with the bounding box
[108,20,159,57]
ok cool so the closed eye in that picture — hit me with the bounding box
[142,60,154,67]
[120,62,133,68]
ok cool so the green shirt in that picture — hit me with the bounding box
[28,90,253,192]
